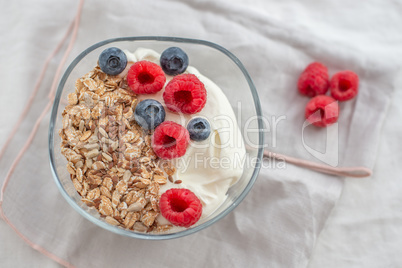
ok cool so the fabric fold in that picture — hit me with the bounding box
[0,0,397,267]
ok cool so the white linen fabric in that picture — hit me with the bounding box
[1,0,401,267]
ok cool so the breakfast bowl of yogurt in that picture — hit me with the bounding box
[48,37,264,239]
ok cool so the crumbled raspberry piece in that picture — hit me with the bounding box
[330,71,359,101]
[159,188,202,228]
[298,62,330,97]
[163,74,207,114]
[305,95,339,127]
[127,60,166,94]
[151,121,189,159]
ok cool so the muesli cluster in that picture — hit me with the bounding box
[59,65,176,233]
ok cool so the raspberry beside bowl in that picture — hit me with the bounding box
[48,36,264,240]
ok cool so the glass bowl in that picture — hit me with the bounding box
[49,36,263,240]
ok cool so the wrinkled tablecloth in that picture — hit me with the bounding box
[1,0,402,267]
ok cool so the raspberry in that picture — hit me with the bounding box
[298,62,330,97]
[159,188,202,228]
[305,95,339,127]
[152,121,190,159]
[163,74,207,114]
[330,71,359,101]
[127,60,166,94]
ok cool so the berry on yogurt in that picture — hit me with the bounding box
[187,117,211,141]
[98,47,127,76]
[159,188,202,228]
[160,47,189,76]
[127,60,166,94]
[134,99,166,131]
[152,121,190,159]
[163,74,207,114]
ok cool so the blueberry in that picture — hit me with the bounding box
[134,99,166,131]
[99,47,127,76]
[187,118,211,141]
[160,47,189,76]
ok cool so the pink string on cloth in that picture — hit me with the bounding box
[264,150,372,178]
[0,0,85,267]
[0,0,84,196]
[0,24,74,161]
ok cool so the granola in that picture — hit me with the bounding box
[59,66,174,233]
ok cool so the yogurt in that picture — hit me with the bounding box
[123,48,246,228]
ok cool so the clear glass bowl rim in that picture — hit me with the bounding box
[48,36,264,240]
